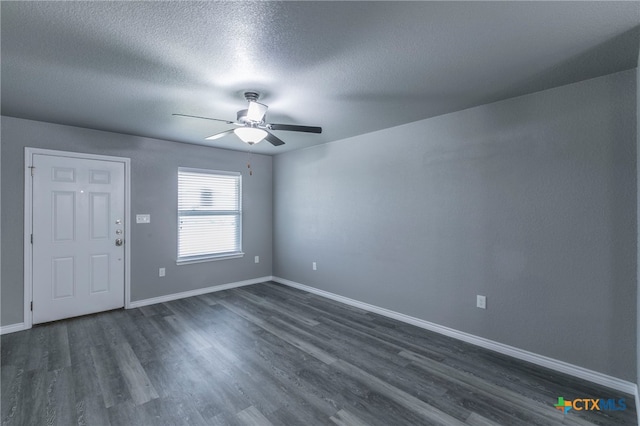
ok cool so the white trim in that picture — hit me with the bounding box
[123,154,132,309]
[635,385,639,426]
[24,148,132,325]
[23,151,33,330]
[272,277,637,396]
[176,252,244,265]
[177,167,241,177]
[128,276,272,309]
[0,323,28,335]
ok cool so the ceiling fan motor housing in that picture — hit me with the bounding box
[237,109,249,124]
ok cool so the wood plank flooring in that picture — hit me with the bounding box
[1,281,636,425]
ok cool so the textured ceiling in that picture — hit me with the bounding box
[2,1,639,154]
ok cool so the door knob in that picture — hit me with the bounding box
[115,238,123,246]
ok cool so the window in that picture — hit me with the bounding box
[177,168,242,263]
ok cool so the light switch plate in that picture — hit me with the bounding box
[477,295,486,309]
[136,214,150,224]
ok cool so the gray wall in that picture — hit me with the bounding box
[274,69,636,381]
[1,117,273,326]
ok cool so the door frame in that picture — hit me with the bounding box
[24,147,132,329]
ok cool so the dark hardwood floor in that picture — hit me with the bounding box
[1,281,636,425]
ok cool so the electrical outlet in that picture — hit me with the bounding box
[159,267,165,277]
[476,295,486,309]
[312,262,317,271]
[254,256,260,263]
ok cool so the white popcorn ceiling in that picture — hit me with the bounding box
[1,1,639,154]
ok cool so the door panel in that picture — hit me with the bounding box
[52,257,75,298]
[32,154,125,324]
[53,191,76,241]
[90,254,110,294]
[90,193,110,239]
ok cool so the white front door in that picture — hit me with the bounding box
[32,153,126,324]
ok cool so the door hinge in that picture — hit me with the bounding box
[30,234,33,244]
[29,166,35,176]
[30,301,33,311]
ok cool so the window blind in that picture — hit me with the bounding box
[177,168,242,262]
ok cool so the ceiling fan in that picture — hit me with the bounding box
[173,91,322,146]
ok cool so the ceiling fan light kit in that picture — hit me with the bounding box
[174,91,322,147]
[234,127,268,145]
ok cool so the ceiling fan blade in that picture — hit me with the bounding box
[264,131,285,146]
[205,129,235,140]
[173,113,235,125]
[268,124,322,134]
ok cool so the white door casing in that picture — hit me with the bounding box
[26,149,130,325]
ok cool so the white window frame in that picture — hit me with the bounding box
[176,167,243,265]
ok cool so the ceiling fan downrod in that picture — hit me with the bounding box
[244,91,260,102]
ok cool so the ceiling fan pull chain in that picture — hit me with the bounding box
[247,149,253,176]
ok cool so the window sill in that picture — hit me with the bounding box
[176,252,244,265]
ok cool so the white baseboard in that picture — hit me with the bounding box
[128,276,272,309]
[0,322,28,335]
[272,277,636,396]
